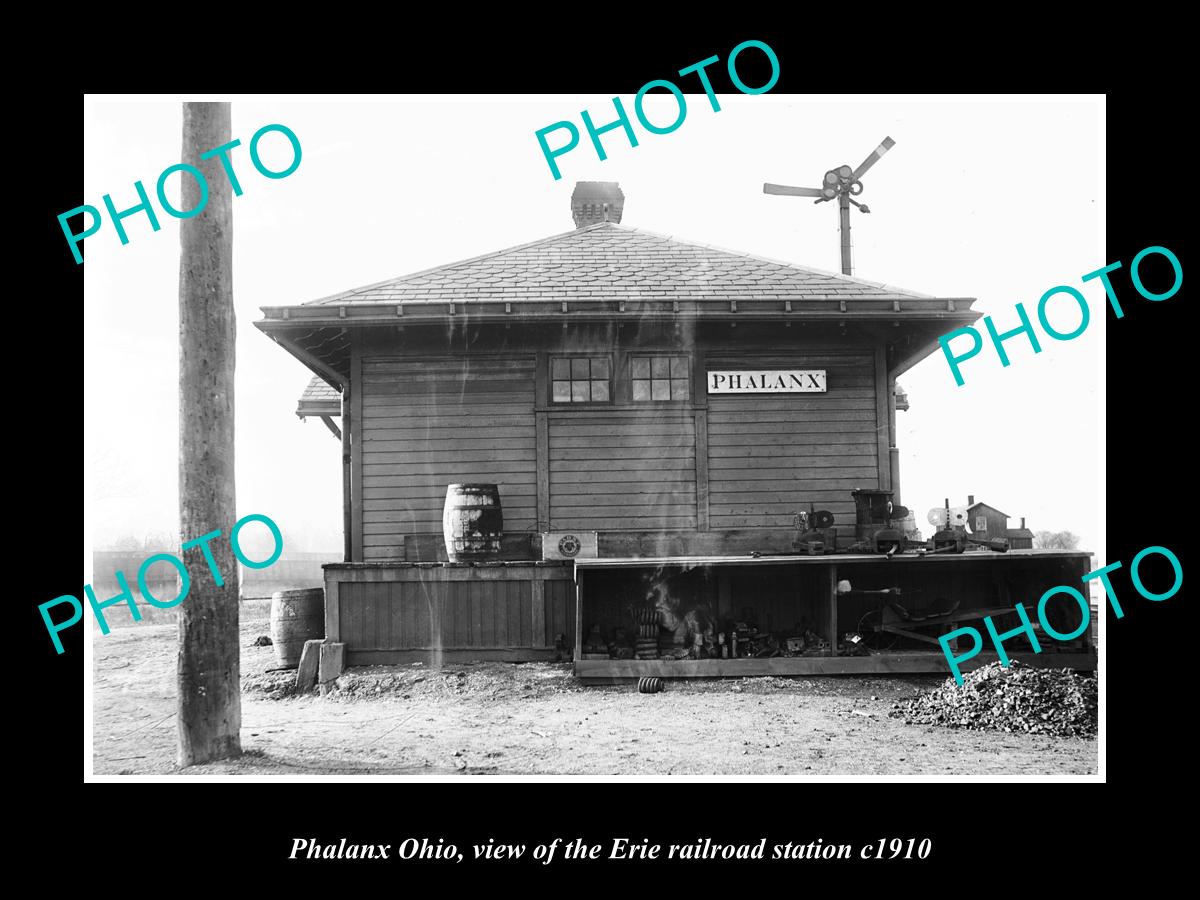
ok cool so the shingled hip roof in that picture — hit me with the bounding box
[290,221,942,309]
[257,221,981,388]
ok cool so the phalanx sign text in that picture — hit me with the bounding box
[708,370,826,393]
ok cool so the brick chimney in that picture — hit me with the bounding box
[967,495,975,506]
[572,181,624,227]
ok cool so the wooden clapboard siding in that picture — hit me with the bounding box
[543,578,576,646]
[706,352,879,528]
[548,410,697,531]
[328,564,575,658]
[340,580,533,648]
[360,356,537,559]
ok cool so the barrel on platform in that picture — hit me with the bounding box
[442,483,504,562]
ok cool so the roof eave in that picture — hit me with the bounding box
[297,400,342,418]
[969,502,1012,518]
[257,303,981,328]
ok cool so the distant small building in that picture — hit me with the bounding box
[1006,517,1034,550]
[966,496,1009,537]
[965,495,1033,549]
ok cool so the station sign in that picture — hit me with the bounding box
[707,370,827,393]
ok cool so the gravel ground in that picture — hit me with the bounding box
[92,603,1098,776]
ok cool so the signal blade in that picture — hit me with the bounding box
[763,183,825,197]
[852,136,896,181]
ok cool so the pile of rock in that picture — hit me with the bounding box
[241,668,297,700]
[326,662,584,702]
[891,661,1097,737]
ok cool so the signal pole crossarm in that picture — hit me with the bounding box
[762,136,895,279]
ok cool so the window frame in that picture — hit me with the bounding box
[628,353,692,404]
[549,354,614,405]
[975,516,987,532]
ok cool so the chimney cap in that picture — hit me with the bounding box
[571,181,624,228]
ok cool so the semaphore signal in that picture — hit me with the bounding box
[764,136,896,276]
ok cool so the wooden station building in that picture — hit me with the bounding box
[258,183,1095,679]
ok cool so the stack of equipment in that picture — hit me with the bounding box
[851,488,911,555]
[792,505,837,554]
[927,498,1009,553]
[631,604,659,659]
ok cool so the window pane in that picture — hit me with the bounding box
[671,378,689,400]
[571,358,590,378]
[572,381,590,402]
[651,357,670,378]
[552,358,570,379]
[591,357,610,379]
[652,379,670,400]
[552,381,571,402]
[591,380,610,401]
[631,358,650,379]
[670,356,688,378]
[632,380,650,401]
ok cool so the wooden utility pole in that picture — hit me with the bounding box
[177,102,241,766]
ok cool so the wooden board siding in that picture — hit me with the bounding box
[575,653,1099,680]
[705,352,879,528]
[351,337,887,555]
[325,563,575,663]
[548,410,698,531]
[339,579,538,649]
[360,357,537,560]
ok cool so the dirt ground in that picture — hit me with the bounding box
[92,601,1097,776]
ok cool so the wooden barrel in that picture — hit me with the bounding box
[442,483,504,562]
[270,588,324,667]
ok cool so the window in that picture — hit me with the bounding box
[552,356,611,403]
[631,355,690,402]
[975,516,987,532]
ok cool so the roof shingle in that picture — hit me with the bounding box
[299,222,937,308]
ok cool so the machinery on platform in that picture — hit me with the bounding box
[788,491,1011,557]
[850,488,912,556]
[792,504,837,555]
[926,497,1009,554]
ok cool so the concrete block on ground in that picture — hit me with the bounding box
[295,639,322,690]
[319,641,346,694]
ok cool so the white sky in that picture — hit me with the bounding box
[83,95,1103,558]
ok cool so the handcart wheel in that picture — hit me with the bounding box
[857,609,897,652]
